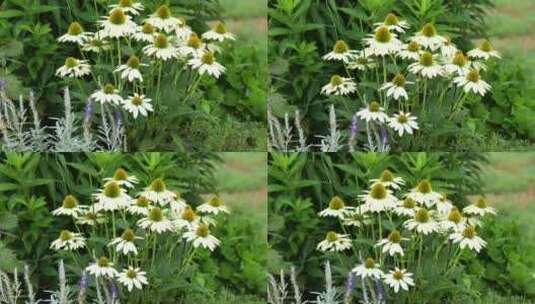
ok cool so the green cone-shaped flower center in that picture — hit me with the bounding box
[65,57,78,68]
[62,195,78,208]
[370,183,387,199]
[196,223,209,237]
[392,74,405,87]
[408,41,419,52]
[369,101,381,112]
[476,197,488,208]
[374,26,392,43]
[452,52,467,67]
[142,22,155,34]
[328,196,345,210]
[480,40,493,52]
[156,5,171,19]
[384,13,399,26]
[416,179,432,193]
[132,96,143,106]
[182,206,196,221]
[364,257,375,269]
[215,22,227,34]
[97,256,109,267]
[393,270,403,280]
[388,230,401,243]
[148,207,163,222]
[126,56,140,69]
[208,196,222,207]
[201,52,215,65]
[121,228,135,241]
[113,168,128,180]
[422,23,436,37]
[419,52,433,67]
[109,8,126,25]
[326,231,338,242]
[68,22,83,35]
[444,35,452,45]
[136,196,150,207]
[103,83,115,95]
[439,193,447,202]
[59,230,72,241]
[126,269,137,278]
[104,181,121,198]
[333,40,348,54]
[397,114,408,124]
[154,34,168,48]
[467,69,480,83]
[150,178,166,192]
[86,212,98,220]
[447,208,462,223]
[403,197,416,208]
[380,169,394,182]
[330,75,343,86]
[462,225,476,239]
[414,208,429,223]
[119,0,133,7]
[187,33,202,48]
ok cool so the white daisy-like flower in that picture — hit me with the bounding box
[347,50,377,71]
[374,13,409,33]
[117,267,148,292]
[440,36,458,58]
[93,181,131,212]
[109,228,142,255]
[56,57,91,78]
[98,8,136,39]
[127,196,152,216]
[50,230,86,251]
[411,23,447,51]
[138,178,176,205]
[86,256,118,278]
[352,257,384,279]
[356,101,389,123]
[397,41,421,61]
[359,182,398,213]
[143,33,180,61]
[183,223,220,251]
[375,230,408,257]
[169,192,187,214]
[449,225,487,253]
[436,193,454,214]
[197,195,230,215]
[394,197,417,217]
[172,205,199,230]
[52,195,84,218]
[318,196,350,219]
[323,40,358,63]
[188,51,226,78]
[202,22,236,42]
[76,209,107,226]
[137,207,175,234]
[384,268,415,293]
[104,168,139,188]
[58,22,91,45]
[453,68,491,96]
[175,18,193,40]
[363,26,402,56]
[317,231,352,252]
[370,169,405,190]
[405,180,442,207]
[109,0,145,16]
[178,32,206,57]
[388,112,419,137]
[144,5,182,33]
[114,55,146,83]
[82,33,112,53]
[403,207,439,235]
[321,75,357,96]
[133,22,157,43]
[123,93,154,119]
[90,83,123,105]
[343,206,372,227]
[440,207,466,232]
[468,40,501,60]
[380,74,412,101]
[442,51,471,76]
[408,51,443,79]
[463,197,497,216]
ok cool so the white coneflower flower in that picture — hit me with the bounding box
[405,180,442,207]
[411,23,447,51]
[143,33,180,61]
[169,192,187,213]
[86,256,118,278]
[347,50,377,70]
[398,41,421,61]
[318,196,349,219]
[109,228,142,255]
[202,22,236,42]
[453,69,491,96]
[133,22,156,43]
[183,223,220,251]
[56,57,91,78]
[175,17,193,40]
[76,209,107,226]
[317,231,352,252]
[117,267,148,291]
[443,51,470,76]
[58,22,91,45]
[104,168,139,188]
[109,0,144,16]
[323,40,357,63]
[138,178,176,205]
[388,112,419,137]
[114,55,146,83]
[359,182,398,213]
[449,225,487,253]
[50,230,86,251]
[137,207,174,233]
[145,5,182,33]
[468,40,501,60]
[440,207,466,231]
[363,26,402,56]
[172,205,199,230]
[394,197,417,217]
[381,74,412,101]
[352,257,383,279]
[127,196,152,216]
[82,33,112,53]
[374,13,409,33]
[463,197,497,216]
[356,101,389,123]
[52,195,84,217]
[370,169,405,190]
[404,207,439,235]
[436,193,454,214]
[197,195,230,215]
[408,51,443,79]
[384,268,415,293]
[98,8,136,39]
[321,75,357,96]
[188,51,226,78]
[343,207,372,227]
[123,93,153,119]
[178,32,206,57]
[93,181,131,212]
[440,36,458,58]
[376,230,408,256]
[90,83,123,105]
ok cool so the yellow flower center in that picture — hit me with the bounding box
[59,230,72,241]
[148,207,163,222]
[181,206,196,221]
[142,22,155,34]
[333,40,348,54]
[369,101,381,112]
[403,198,416,208]
[215,22,227,34]
[416,179,432,193]
[119,0,133,7]
[126,56,140,69]
[97,256,109,267]
[196,223,209,237]
[422,23,436,37]
[388,230,401,243]
[62,195,78,208]
[67,22,83,35]
[384,13,399,26]
[467,69,480,83]
[208,196,222,207]
[462,225,476,239]
[480,40,493,52]
[408,41,419,52]
[150,178,166,192]
[364,257,375,269]
[370,182,387,199]
[328,196,345,210]
[126,269,137,278]
[447,208,462,223]
[65,57,78,68]
[414,208,429,223]
[136,196,150,207]
[154,34,168,48]
[201,52,215,65]
[326,231,338,242]
[330,75,343,86]
[187,32,202,48]
[113,168,128,180]
[104,181,121,198]
[379,169,394,182]
[103,83,115,95]
[475,197,488,208]
[121,228,135,241]
[132,96,143,106]
[109,8,126,25]
[393,270,403,280]
[374,26,392,43]
[397,114,408,124]
[452,51,467,67]
[419,52,433,67]
[156,5,171,19]
[392,74,405,87]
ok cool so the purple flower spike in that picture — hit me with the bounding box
[380,125,388,146]
[84,98,93,119]
[77,271,88,289]
[0,79,6,91]
[107,280,118,299]
[350,114,358,135]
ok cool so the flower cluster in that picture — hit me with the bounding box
[316,169,496,294]
[50,168,230,292]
